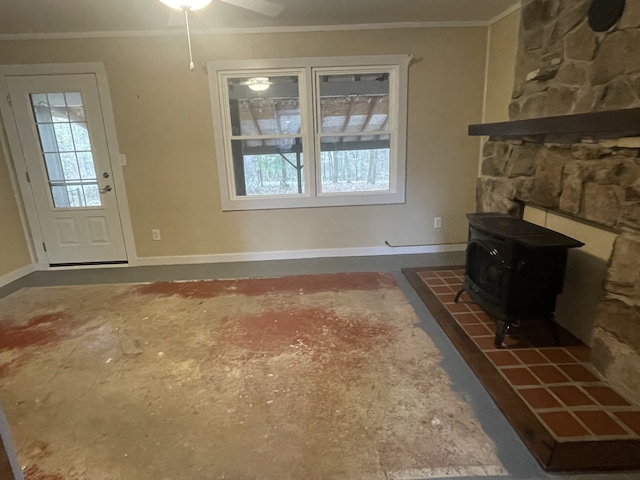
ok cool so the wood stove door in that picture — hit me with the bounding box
[464,236,511,311]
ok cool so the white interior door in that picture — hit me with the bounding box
[6,74,127,265]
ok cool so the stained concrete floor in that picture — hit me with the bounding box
[1,251,640,480]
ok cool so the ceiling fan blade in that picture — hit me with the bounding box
[221,0,284,17]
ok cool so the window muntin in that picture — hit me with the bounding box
[209,56,408,210]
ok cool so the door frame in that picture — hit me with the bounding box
[0,63,136,269]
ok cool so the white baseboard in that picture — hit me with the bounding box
[131,243,466,267]
[0,263,35,288]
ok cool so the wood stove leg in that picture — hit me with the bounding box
[454,288,465,303]
[495,320,509,349]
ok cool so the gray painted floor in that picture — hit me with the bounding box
[1,252,639,480]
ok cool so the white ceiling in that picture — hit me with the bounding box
[0,0,520,36]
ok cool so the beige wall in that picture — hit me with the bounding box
[484,9,520,123]
[0,27,487,259]
[0,139,31,277]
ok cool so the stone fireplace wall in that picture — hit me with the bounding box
[477,0,640,402]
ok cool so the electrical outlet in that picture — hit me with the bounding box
[434,217,442,229]
[152,229,161,241]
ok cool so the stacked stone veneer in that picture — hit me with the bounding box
[478,0,640,402]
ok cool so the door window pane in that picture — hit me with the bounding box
[78,152,97,180]
[30,92,101,208]
[44,153,64,181]
[60,152,80,180]
[71,122,91,150]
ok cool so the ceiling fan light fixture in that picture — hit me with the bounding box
[159,0,212,10]
[247,77,271,92]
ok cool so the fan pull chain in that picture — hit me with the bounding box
[183,7,195,71]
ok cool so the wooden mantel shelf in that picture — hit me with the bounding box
[468,108,640,140]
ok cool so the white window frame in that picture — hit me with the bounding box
[207,55,409,211]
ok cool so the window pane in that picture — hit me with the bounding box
[30,91,102,209]
[230,138,304,196]
[53,123,74,151]
[44,153,64,181]
[319,135,390,193]
[60,153,80,180]
[77,152,97,180]
[50,182,101,208]
[83,184,101,206]
[31,94,54,122]
[65,92,82,106]
[37,123,59,152]
[51,185,71,208]
[226,76,301,136]
[319,73,390,134]
[71,122,91,150]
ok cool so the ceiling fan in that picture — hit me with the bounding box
[159,0,284,70]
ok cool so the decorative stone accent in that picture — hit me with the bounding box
[530,149,567,207]
[481,156,502,177]
[570,143,606,159]
[505,143,540,177]
[476,177,521,216]
[591,157,640,186]
[592,31,632,85]
[601,136,640,149]
[521,92,546,119]
[606,234,640,298]
[525,65,560,82]
[564,22,599,61]
[558,176,582,214]
[521,0,559,32]
[482,142,495,157]
[544,85,578,116]
[599,78,637,110]
[620,202,640,230]
[594,297,640,355]
[591,327,640,401]
[582,184,624,227]
[620,3,640,29]
[625,180,640,201]
[556,2,590,37]
[522,29,544,52]
[574,86,602,112]
[556,62,590,85]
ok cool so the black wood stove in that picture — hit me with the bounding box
[456,213,584,348]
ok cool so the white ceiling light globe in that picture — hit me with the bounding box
[159,0,213,10]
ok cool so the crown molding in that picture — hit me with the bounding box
[0,18,505,42]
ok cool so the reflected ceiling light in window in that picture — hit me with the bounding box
[246,77,272,92]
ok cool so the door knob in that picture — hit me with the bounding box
[100,185,112,193]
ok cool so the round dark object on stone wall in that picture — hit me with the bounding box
[588,0,626,32]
